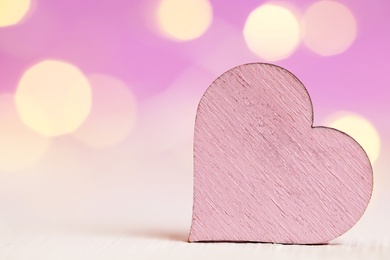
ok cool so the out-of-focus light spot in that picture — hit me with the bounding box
[0,95,50,172]
[325,112,380,164]
[0,0,31,27]
[73,74,137,148]
[156,0,213,41]
[136,93,198,154]
[302,1,357,56]
[15,60,92,137]
[131,66,212,154]
[243,4,300,61]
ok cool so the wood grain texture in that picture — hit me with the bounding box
[189,63,373,244]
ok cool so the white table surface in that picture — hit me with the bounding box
[0,227,389,260]
[0,139,389,259]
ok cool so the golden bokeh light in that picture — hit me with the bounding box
[0,95,50,172]
[326,112,380,164]
[302,1,357,56]
[0,0,31,27]
[15,60,92,137]
[156,0,213,41]
[72,74,137,148]
[243,4,300,61]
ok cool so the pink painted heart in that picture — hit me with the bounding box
[189,63,373,244]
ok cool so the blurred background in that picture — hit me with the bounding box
[0,0,389,245]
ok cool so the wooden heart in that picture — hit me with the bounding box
[189,63,373,244]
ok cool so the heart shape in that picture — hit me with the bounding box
[189,63,373,244]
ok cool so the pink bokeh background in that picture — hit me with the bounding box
[0,0,389,244]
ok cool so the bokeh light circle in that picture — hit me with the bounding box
[73,74,137,148]
[156,0,213,41]
[326,113,380,164]
[16,60,92,137]
[243,4,300,61]
[0,95,50,172]
[0,0,31,27]
[302,1,357,56]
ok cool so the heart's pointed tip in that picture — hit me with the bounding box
[189,219,333,244]
[188,237,197,243]
[188,234,330,244]
[188,226,197,242]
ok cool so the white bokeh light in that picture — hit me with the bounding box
[325,112,380,164]
[72,74,137,148]
[243,4,300,61]
[0,95,50,172]
[15,60,92,137]
[302,1,357,56]
[0,0,31,27]
[156,0,213,41]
